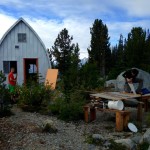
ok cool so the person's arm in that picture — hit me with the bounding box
[10,74,16,82]
[126,78,133,83]
[15,74,17,80]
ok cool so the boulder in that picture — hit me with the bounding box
[115,139,136,150]
[92,134,104,140]
[42,119,57,133]
[131,133,143,144]
[140,128,150,144]
[116,68,150,91]
[105,80,117,89]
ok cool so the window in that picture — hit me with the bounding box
[3,61,17,73]
[18,33,26,42]
[29,64,37,74]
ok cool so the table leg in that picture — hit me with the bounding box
[90,108,96,121]
[144,99,148,112]
[116,111,123,132]
[83,106,89,123]
[137,102,143,122]
[123,112,130,130]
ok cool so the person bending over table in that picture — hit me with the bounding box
[122,68,143,94]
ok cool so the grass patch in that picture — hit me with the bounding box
[137,141,149,150]
[108,139,126,150]
[85,135,103,146]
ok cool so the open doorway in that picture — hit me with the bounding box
[24,58,38,84]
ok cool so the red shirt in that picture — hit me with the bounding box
[8,72,16,86]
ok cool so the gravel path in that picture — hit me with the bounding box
[0,106,140,150]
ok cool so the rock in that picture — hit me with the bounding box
[116,68,150,91]
[42,119,57,133]
[115,138,136,150]
[105,80,117,88]
[92,134,104,140]
[142,128,150,144]
[131,133,143,144]
[103,140,111,147]
[88,144,96,150]
[148,145,150,150]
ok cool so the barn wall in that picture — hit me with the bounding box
[0,20,50,85]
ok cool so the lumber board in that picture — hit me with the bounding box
[90,92,141,101]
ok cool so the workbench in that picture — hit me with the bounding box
[83,92,150,131]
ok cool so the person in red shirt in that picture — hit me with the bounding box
[8,67,17,102]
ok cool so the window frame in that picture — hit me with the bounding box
[3,61,17,74]
[18,33,27,42]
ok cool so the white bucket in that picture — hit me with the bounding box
[108,100,124,110]
[128,123,138,132]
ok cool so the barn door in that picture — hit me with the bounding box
[24,58,38,84]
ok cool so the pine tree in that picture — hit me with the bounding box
[143,30,150,71]
[47,48,54,68]
[124,27,146,68]
[116,34,126,69]
[88,19,110,77]
[51,28,74,76]
[71,43,80,70]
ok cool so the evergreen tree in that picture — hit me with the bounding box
[71,43,80,70]
[124,27,146,68]
[143,30,150,71]
[51,28,82,92]
[47,48,54,68]
[88,19,110,77]
[111,45,118,68]
[51,28,74,76]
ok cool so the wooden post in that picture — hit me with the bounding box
[123,112,130,130]
[83,106,89,123]
[116,111,124,132]
[144,99,148,112]
[137,102,143,122]
[90,107,96,121]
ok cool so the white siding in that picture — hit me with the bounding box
[0,18,50,85]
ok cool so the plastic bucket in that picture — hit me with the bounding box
[128,123,138,132]
[108,100,124,110]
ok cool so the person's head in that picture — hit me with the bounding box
[131,69,137,76]
[10,67,15,73]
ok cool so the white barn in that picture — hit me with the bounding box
[0,18,50,85]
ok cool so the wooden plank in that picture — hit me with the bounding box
[90,92,141,101]
[45,69,58,89]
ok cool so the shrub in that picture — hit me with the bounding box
[17,81,53,113]
[49,90,86,121]
[78,63,105,90]
[108,139,126,150]
[0,71,12,117]
[137,141,149,150]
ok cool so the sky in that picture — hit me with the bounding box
[0,0,150,58]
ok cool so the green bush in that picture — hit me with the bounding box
[49,90,86,121]
[0,71,12,117]
[85,135,103,146]
[108,139,126,150]
[17,81,53,113]
[137,141,149,150]
[78,63,105,90]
